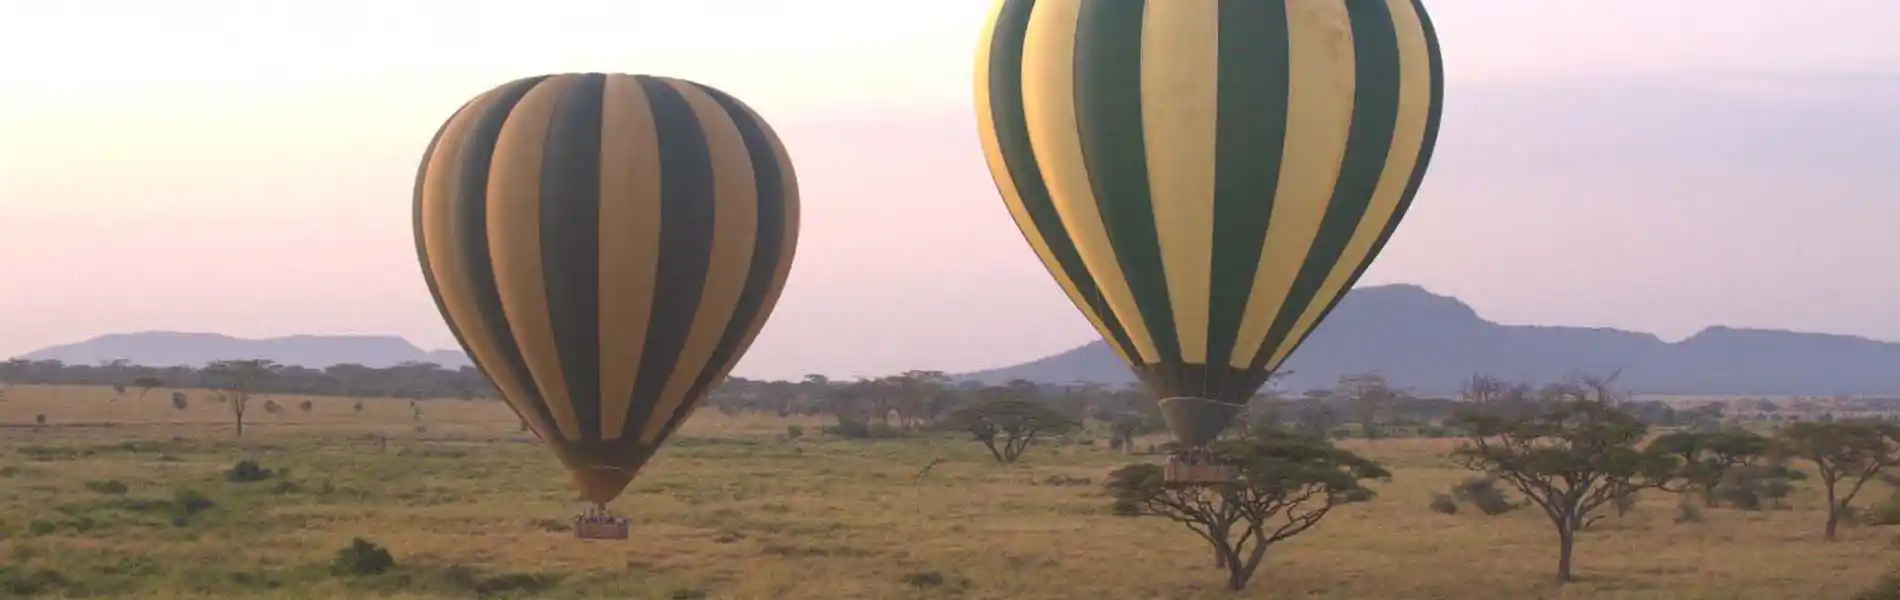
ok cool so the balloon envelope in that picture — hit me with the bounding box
[413,73,799,504]
[975,0,1443,445]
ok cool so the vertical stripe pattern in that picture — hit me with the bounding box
[975,0,1443,444]
[415,73,799,505]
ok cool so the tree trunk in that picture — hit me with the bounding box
[981,440,1004,464]
[1825,484,1841,541]
[1555,522,1575,584]
[1230,528,1272,591]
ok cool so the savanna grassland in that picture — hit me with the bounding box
[0,385,1893,599]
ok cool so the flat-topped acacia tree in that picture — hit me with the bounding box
[1104,429,1388,592]
[1449,380,1681,585]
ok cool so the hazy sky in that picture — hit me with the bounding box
[4,1,1898,380]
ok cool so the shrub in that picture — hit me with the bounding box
[822,417,906,440]
[1451,476,1517,516]
[901,571,946,591]
[1676,501,1704,524]
[1429,493,1459,515]
[1613,488,1640,515]
[0,567,66,595]
[785,425,805,440]
[171,393,189,410]
[297,400,313,413]
[225,460,274,483]
[1854,571,1900,600]
[84,480,129,495]
[329,538,395,577]
[171,488,216,523]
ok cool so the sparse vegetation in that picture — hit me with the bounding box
[0,375,1894,598]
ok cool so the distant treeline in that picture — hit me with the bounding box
[0,358,495,401]
[0,358,1733,436]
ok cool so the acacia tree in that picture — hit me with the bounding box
[1104,430,1388,591]
[941,398,1076,464]
[1338,372,1399,439]
[130,377,164,400]
[1450,394,1679,584]
[1774,420,1900,540]
[202,359,278,437]
[1108,413,1165,454]
[1649,428,1770,507]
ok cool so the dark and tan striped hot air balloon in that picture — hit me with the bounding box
[413,73,798,510]
[975,0,1443,468]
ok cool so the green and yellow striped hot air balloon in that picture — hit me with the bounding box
[975,0,1443,449]
[413,73,799,508]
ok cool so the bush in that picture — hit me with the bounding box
[1451,476,1517,516]
[1854,571,1900,600]
[170,487,216,525]
[0,567,66,596]
[1613,488,1640,515]
[1676,501,1704,524]
[1429,493,1459,515]
[822,417,907,440]
[1716,473,1766,511]
[171,393,189,410]
[785,425,804,440]
[297,400,313,413]
[225,460,274,483]
[84,480,129,495]
[330,538,395,577]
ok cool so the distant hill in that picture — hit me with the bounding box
[960,284,1900,396]
[14,332,471,369]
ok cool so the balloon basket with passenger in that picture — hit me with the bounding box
[1164,447,1240,485]
[1156,396,1246,485]
[568,465,642,541]
[573,504,631,541]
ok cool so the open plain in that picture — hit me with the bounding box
[0,384,1892,599]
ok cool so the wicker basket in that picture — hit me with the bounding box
[1164,455,1239,484]
[574,515,630,540]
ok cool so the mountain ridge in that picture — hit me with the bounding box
[958,284,1900,396]
[15,331,472,369]
[15,284,1900,395]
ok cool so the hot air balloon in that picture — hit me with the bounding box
[413,73,799,534]
[975,0,1442,482]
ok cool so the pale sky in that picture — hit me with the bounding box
[3,1,1898,380]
